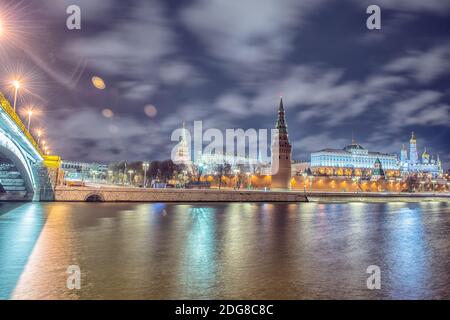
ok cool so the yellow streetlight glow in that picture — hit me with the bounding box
[12,80,20,89]
[36,129,42,145]
[25,108,34,131]
[11,80,21,112]
[0,20,4,36]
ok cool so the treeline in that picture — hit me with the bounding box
[108,160,187,184]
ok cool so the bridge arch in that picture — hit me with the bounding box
[0,130,36,195]
[85,193,105,202]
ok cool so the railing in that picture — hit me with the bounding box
[0,92,44,158]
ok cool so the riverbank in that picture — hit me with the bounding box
[51,186,450,203]
[307,191,450,203]
[54,186,309,202]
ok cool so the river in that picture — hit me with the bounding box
[0,201,449,299]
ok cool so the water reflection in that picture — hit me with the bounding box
[181,207,217,298]
[0,203,46,299]
[386,206,428,299]
[0,202,448,299]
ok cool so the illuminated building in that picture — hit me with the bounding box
[61,161,108,182]
[310,140,399,177]
[194,151,263,175]
[173,122,192,166]
[271,98,292,189]
[399,132,443,177]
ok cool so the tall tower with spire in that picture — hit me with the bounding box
[409,132,418,165]
[271,97,292,189]
[400,144,408,164]
[437,154,442,172]
[174,122,191,165]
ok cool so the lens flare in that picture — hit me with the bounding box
[102,108,114,118]
[92,76,106,90]
[144,104,157,118]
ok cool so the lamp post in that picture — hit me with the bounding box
[27,109,33,131]
[302,171,308,194]
[234,169,240,190]
[12,80,20,112]
[122,162,127,186]
[128,169,134,186]
[143,162,149,188]
[36,129,42,145]
[108,170,113,185]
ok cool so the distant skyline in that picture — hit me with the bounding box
[1,0,449,167]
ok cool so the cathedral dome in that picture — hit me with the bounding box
[422,148,430,164]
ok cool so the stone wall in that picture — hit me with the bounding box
[34,165,63,201]
[308,192,450,203]
[54,187,308,202]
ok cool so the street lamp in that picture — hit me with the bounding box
[12,80,20,112]
[302,171,308,194]
[36,129,42,145]
[234,169,240,190]
[26,109,33,131]
[108,170,113,184]
[143,162,149,188]
[128,169,134,186]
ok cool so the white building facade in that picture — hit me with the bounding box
[311,142,398,171]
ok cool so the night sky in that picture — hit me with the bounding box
[1,0,449,168]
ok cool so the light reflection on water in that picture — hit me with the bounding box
[0,203,46,299]
[0,201,449,299]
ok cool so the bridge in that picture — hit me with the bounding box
[0,92,60,201]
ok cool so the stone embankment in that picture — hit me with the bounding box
[54,186,309,202]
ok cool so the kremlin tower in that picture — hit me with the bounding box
[271,98,292,189]
[174,122,191,166]
[409,132,418,165]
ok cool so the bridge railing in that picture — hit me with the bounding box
[0,92,44,158]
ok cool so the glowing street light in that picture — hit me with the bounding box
[36,129,42,145]
[0,20,4,37]
[143,162,150,188]
[128,169,135,186]
[26,109,33,131]
[12,80,21,112]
